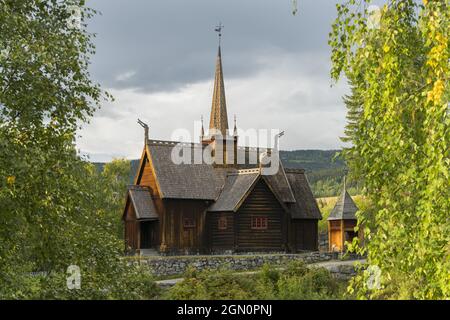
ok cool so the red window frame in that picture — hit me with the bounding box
[218,216,227,230]
[183,218,195,229]
[251,217,268,230]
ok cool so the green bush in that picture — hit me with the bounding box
[8,264,160,300]
[163,267,255,300]
[164,262,348,300]
[254,262,344,300]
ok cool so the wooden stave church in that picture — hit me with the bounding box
[122,45,322,255]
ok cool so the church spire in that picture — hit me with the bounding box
[200,115,205,139]
[209,24,229,137]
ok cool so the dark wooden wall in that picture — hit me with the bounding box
[124,204,139,250]
[140,221,160,249]
[161,199,210,254]
[209,212,235,250]
[291,220,318,251]
[235,179,286,252]
[345,220,357,229]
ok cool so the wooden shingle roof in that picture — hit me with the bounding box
[327,187,359,221]
[146,141,228,200]
[139,140,321,221]
[285,169,322,220]
[128,186,158,220]
[264,162,296,203]
[209,169,260,212]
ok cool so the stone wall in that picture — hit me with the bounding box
[319,231,329,252]
[325,263,359,281]
[131,252,343,277]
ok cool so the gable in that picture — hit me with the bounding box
[208,168,292,213]
[134,147,161,198]
[123,199,136,221]
[239,178,285,213]
[209,170,260,212]
[122,186,159,221]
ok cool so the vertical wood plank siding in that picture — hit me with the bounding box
[292,220,318,251]
[328,220,342,251]
[124,205,139,250]
[139,158,159,196]
[162,200,210,254]
[236,180,285,251]
[209,212,235,249]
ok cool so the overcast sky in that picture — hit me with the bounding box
[77,0,355,162]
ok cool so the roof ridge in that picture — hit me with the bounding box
[285,168,306,174]
[236,146,270,152]
[127,185,151,191]
[148,139,277,152]
[147,139,202,148]
[227,168,261,176]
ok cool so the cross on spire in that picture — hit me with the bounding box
[215,22,224,45]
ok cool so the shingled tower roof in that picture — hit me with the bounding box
[209,46,229,136]
[328,179,359,221]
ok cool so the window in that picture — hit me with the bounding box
[183,218,195,229]
[218,216,227,230]
[251,217,268,230]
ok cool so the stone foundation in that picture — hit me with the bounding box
[130,252,347,277]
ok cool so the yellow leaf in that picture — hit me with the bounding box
[6,176,15,185]
[427,79,445,104]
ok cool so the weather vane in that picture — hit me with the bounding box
[292,0,298,16]
[215,22,224,44]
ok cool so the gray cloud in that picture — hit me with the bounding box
[78,0,358,161]
[88,0,340,92]
[77,52,350,160]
